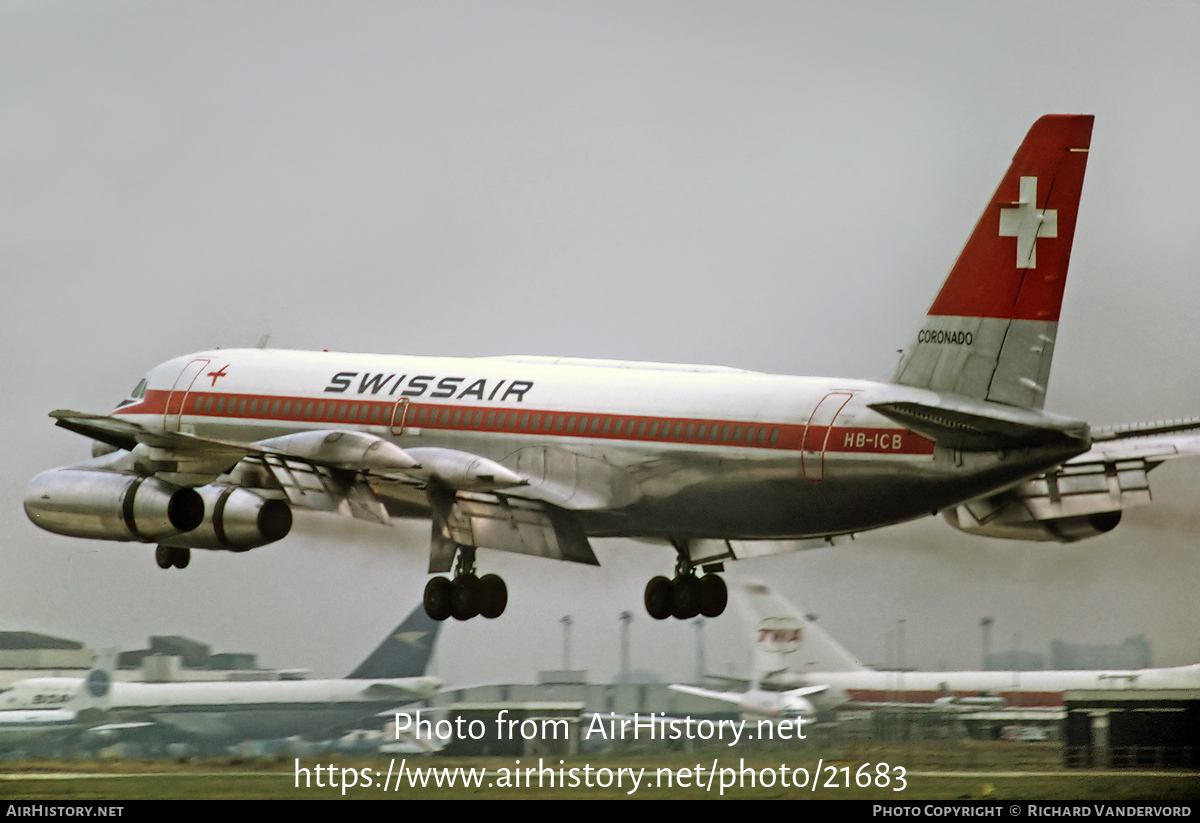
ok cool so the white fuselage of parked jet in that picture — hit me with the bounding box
[2,675,438,743]
[786,665,1200,709]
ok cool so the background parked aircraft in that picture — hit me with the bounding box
[1,606,441,752]
[0,652,115,750]
[727,581,1200,710]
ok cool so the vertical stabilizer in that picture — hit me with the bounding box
[347,605,443,679]
[69,649,116,717]
[894,115,1093,409]
[734,581,866,677]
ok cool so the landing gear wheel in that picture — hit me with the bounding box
[424,576,453,622]
[644,576,673,620]
[671,575,702,620]
[450,574,480,621]
[477,574,508,619]
[698,574,727,617]
[155,545,190,570]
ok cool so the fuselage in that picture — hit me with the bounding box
[111,348,1087,541]
[0,675,438,743]
[801,665,1200,708]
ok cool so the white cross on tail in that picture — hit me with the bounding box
[999,176,1057,268]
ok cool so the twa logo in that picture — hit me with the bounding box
[756,618,804,653]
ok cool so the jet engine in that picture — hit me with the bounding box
[944,506,1122,543]
[943,458,1148,543]
[24,469,204,543]
[158,484,292,552]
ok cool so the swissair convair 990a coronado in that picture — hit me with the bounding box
[24,115,1200,623]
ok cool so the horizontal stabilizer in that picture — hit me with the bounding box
[869,399,1088,452]
[1091,417,1200,443]
[668,684,743,706]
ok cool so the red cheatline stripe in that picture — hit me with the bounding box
[844,689,1063,707]
[116,390,935,456]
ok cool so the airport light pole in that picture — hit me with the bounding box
[560,615,573,670]
[981,616,994,669]
[693,617,706,685]
[619,611,631,684]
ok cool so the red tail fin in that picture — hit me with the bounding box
[930,114,1093,321]
[894,115,1093,409]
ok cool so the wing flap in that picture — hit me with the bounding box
[429,489,599,567]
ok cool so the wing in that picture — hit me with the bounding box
[667,684,747,707]
[48,410,601,566]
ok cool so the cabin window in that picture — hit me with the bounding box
[271,400,281,417]
[685,422,695,439]
[770,427,779,445]
[758,428,768,445]
[194,396,203,411]
[452,409,462,426]
[486,411,496,427]
[249,399,259,415]
[283,401,293,417]
[648,421,659,438]
[238,398,248,415]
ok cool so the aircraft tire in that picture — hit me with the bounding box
[671,575,702,620]
[698,574,727,617]
[155,545,173,570]
[451,574,481,621]
[477,574,507,619]
[171,547,191,569]
[644,576,673,620]
[424,576,453,622]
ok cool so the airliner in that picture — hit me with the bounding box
[0,653,114,749]
[24,115,1200,623]
[0,607,440,749]
[727,580,1200,710]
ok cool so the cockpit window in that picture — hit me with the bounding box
[115,378,148,409]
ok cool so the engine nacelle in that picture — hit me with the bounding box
[24,469,204,543]
[159,484,292,552]
[943,506,1122,543]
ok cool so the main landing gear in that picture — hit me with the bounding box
[424,545,507,622]
[644,550,728,620]
[155,545,191,570]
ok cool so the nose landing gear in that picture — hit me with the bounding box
[155,545,191,569]
[424,545,507,622]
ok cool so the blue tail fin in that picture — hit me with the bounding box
[346,605,442,679]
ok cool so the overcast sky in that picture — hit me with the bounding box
[3,1,1200,685]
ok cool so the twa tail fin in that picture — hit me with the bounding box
[894,115,1094,409]
[734,581,866,677]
